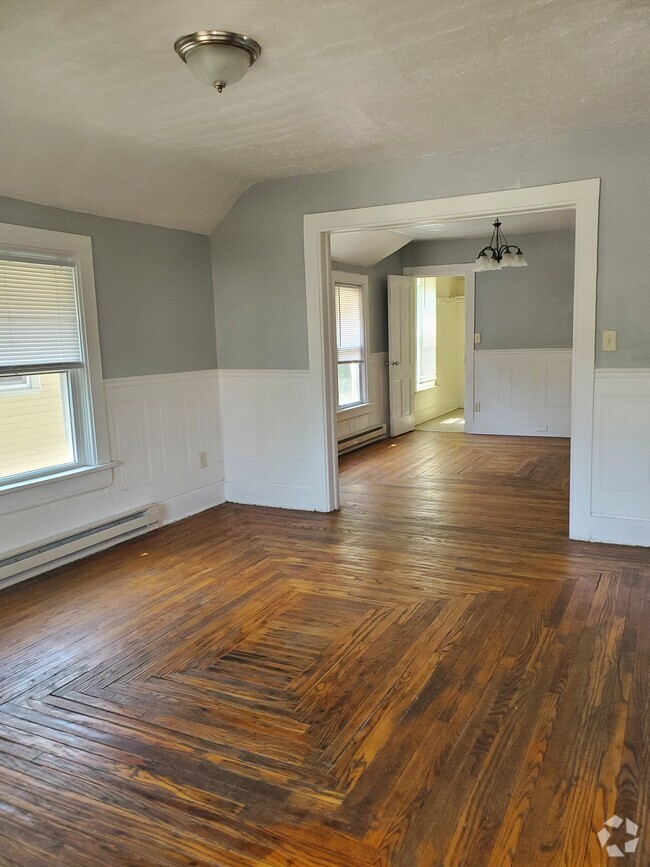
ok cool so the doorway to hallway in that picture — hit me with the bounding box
[385,264,474,439]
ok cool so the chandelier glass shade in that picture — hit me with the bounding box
[174,31,261,92]
[474,219,528,271]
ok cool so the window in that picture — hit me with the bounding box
[416,276,437,389]
[334,276,368,410]
[0,374,40,394]
[0,223,110,493]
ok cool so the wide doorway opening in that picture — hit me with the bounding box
[332,210,575,455]
[303,180,600,539]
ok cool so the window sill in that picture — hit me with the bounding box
[0,462,118,517]
[337,402,373,421]
[416,382,438,393]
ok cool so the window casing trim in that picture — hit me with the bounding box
[332,271,370,414]
[0,223,111,497]
[415,379,438,392]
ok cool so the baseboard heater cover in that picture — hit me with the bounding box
[338,424,387,454]
[0,505,161,589]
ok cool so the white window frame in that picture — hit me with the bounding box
[415,276,437,391]
[332,271,370,418]
[0,223,114,514]
[0,374,41,394]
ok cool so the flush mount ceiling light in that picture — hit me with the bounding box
[174,30,261,92]
[474,218,528,271]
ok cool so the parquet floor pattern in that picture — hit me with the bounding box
[0,432,648,865]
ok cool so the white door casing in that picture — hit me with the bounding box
[403,264,476,433]
[387,275,416,436]
[304,179,599,541]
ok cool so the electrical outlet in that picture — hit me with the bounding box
[199,451,208,469]
[474,332,481,345]
[474,401,480,412]
[602,330,617,351]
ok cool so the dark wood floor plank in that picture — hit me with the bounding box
[0,431,648,865]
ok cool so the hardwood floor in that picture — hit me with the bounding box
[0,431,648,866]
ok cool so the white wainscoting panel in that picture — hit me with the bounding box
[336,353,389,441]
[589,369,650,546]
[0,369,225,555]
[473,349,572,437]
[218,369,321,510]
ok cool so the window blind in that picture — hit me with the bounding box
[0,257,83,374]
[335,283,363,363]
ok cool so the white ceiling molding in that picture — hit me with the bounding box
[331,209,575,266]
[0,1,647,233]
[393,209,576,241]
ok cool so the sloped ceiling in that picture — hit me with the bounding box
[330,230,413,268]
[0,0,648,233]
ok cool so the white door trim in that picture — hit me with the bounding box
[403,263,476,433]
[303,179,599,540]
[387,275,417,436]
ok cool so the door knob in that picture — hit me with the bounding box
[385,360,400,366]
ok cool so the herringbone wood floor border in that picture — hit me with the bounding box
[0,432,648,865]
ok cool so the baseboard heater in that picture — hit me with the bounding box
[0,505,161,590]
[338,424,387,455]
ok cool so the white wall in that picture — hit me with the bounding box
[590,370,650,545]
[218,369,321,510]
[0,370,225,555]
[473,349,572,437]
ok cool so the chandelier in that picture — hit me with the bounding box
[474,218,528,271]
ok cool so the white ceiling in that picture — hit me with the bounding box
[330,230,411,268]
[0,1,647,234]
[331,209,575,267]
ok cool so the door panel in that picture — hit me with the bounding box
[388,275,416,437]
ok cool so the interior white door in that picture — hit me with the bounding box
[387,275,416,436]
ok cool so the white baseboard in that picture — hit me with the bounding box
[414,398,460,426]
[588,515,650,547]
[224,481,317,511]
[159,481,226,524]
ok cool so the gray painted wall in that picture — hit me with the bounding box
[0,196,217,379]
[210,120,650,370]
[402,231,575,351]
[331,251,403,355]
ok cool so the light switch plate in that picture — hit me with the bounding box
[602,330,617,351]
[474,332,481,345]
